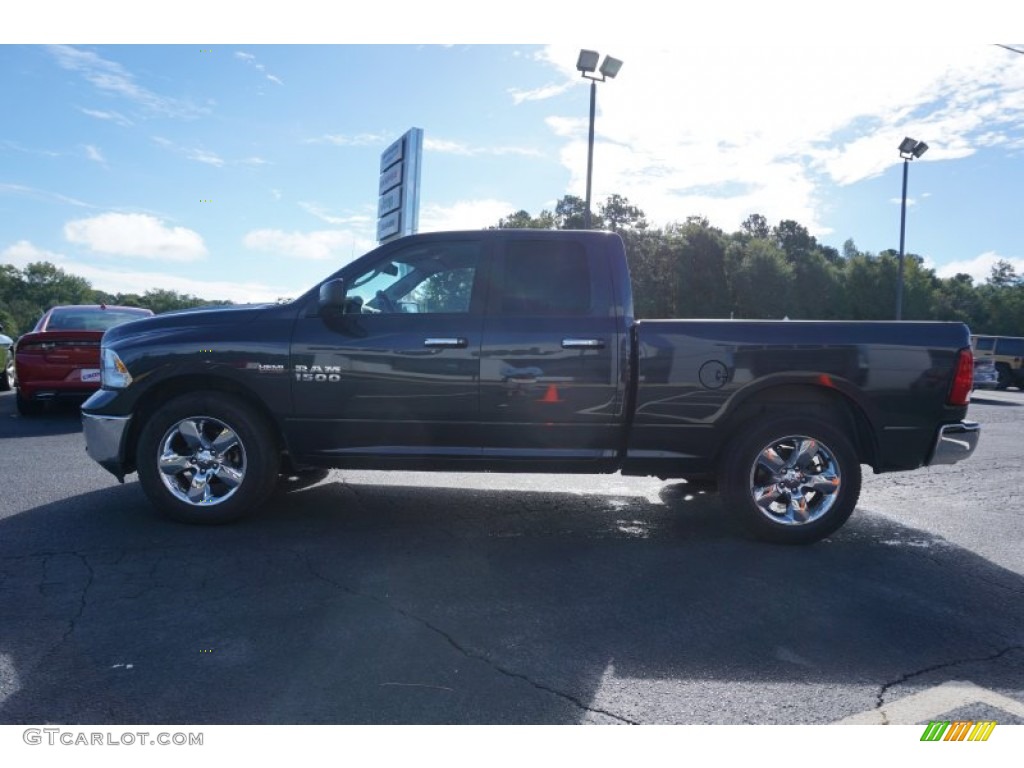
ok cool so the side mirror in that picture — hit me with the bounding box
[319,278,348,311]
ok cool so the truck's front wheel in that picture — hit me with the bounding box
[137,392,280,524]
[719,415,861,544]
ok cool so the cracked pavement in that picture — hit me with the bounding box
[0,389,1022,724]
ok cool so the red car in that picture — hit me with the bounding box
[14,304,153,415]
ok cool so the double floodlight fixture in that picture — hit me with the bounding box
[576,49,623,81]
[894,135,929,320]
[577,49,623,229]
[899,136,929,160]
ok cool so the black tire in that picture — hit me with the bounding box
[995,364,1011,390]
[718,415,861,544]
[15,390,43,416]
[136,392,280,524]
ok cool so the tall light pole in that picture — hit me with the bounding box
[576,49,622,229]
[896,136,929,320]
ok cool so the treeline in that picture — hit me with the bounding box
[496,194,1024,334]
[2,194,1022,337]
[0,262,228,337]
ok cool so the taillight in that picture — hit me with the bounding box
[948,347,973,406]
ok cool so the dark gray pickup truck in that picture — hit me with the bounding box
[82,229,979,543]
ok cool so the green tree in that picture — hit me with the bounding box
[622,227,673,318]
[769,220,841,319]
[668,217,731,317]
[136,288,211,314]
[977,280,1024,335]
[931,273,983,327]
[842,251,898,319]
[987,260,1020,287]
[740,213,770,240]
[0,262,94,333]
[728,239,794,319]
[496,209,554,229]
[599,194,647,233]
[554,195,598,230]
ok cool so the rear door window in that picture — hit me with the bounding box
[499,240,592,316]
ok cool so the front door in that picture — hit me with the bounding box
[288,236,488,462]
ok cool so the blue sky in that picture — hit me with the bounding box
[3,9,1024,303]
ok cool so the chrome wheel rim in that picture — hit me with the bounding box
[157,416,246,506]
[748,435,841,526]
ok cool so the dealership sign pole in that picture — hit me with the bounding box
[377,128,423,244]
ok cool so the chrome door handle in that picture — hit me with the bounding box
[424,337,467,348]
[562,338,605,349]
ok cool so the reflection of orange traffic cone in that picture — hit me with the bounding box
[539,384,561,403]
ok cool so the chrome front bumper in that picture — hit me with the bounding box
[928,421,980,466]
[82,412,132,481]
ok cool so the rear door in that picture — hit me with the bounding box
[478,234,626,464]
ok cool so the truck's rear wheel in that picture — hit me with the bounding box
[719,415,861,544]
[137,392,280,524]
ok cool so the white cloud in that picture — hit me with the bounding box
[287,198,518,245]
[0,183,92,208]
[49,45,205,119]
[0,140,60,157]
[425,137,542,157]
[534,44,1024,234]
[307,133,387,147]
[243,228,373,262]
[64,213,207,261]
[235,50,284,86]
[424,138,473,155]
[187,148,225,167]
[509,81,573,104]
[419,199,515,231]
[933,251,1024,284]
[84,145,105,164]
[152,136,263,167]
[1,240,66,268]
[2,240,280,303]
[298,202,372,226]
[78,107,133,126]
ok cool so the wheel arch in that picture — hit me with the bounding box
[714,382,880,471]
[123,374,288,475]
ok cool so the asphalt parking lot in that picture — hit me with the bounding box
[0,388,1022,725]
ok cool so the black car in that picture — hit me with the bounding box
[0,324,14,391]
